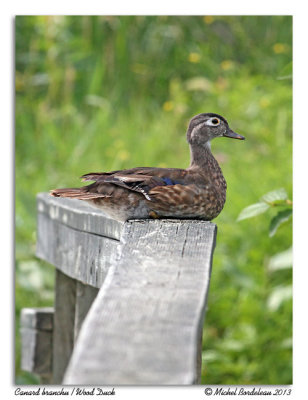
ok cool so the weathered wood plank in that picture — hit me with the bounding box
[20,307,53,332]
[52,270,76,384]
[37,192,123,240]
[196,323,204,384]
[36,212,119,288]
[20,308,53,380]
[52,273,99,383]
[64,219,216,385]
[74,282,99,341]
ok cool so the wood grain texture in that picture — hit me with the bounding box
[64,219,217,385]
[20,308,53,378]
[52,270,76,384]
[36,207,120,288]
[20,307,53,332]
[35,193,217,384]
[37,192,123,240]
[74,282,99,342]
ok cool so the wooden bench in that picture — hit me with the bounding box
[20,192,217,385]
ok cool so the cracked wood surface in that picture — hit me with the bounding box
[35,193,217,384]
[64,219,217,385]
[36,193,123,287]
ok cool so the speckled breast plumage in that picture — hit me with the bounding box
[51,113,244,222]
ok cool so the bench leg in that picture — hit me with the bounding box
[52,270,99,384]
[52,270,77,384]
[74,281,99,342]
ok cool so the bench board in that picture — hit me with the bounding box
[64,219,216,384]
[33,193,217,384]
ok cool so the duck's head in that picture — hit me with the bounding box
[186,113,245,146]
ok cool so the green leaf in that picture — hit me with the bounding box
[280,337,293,349]
[261,188,288,203]
[237,202,269,221]
[269,208,292,237]
[267,285,292,311]
[220,339,244,352]
[268,247,292,271]
[202,350,222,363]
[277,62,292,80]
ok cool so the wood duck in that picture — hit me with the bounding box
[51,113,245,222]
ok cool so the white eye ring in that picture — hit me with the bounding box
[205,118,220,126]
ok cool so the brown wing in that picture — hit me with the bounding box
[149,184,203,207]
[51,167,190,201]
[79,167,189,200]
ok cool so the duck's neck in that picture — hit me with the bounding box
[188,141,217,170]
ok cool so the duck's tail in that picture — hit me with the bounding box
[50,187,108,200]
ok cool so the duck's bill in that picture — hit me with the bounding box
[224,129,245,140]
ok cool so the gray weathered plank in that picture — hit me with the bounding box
[36,209,119,288]
[20,308,53,380]
[52,273,99,383]
[64,219,216,385]
[52,270,76,384]
[74,282,99,342]
[37,192,123,240]
[20,307,53,332]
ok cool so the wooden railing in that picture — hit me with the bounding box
[20,192,217,385]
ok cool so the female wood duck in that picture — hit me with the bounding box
[51,113,245,222]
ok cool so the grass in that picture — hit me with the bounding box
[15,15,292,384]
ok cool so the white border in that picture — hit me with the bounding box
[3,2,307,399]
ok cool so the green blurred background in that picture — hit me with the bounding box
[15,16,292,384]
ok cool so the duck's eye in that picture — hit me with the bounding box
[205,118,221,126]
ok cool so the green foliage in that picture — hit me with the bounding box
[268,247,292,272]
[237,188,292,237]
[233,188,292,383]
[15,16,292,384]
[269,209,292,238]
[237,202,270,221]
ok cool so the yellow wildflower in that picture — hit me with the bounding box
[220,60,234,71]
[260,97,270,109]
[273,43,288,54]
[163,101,174,112]
[117,150,130,161]
[203,16,214,24]
[188,52,201,63]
